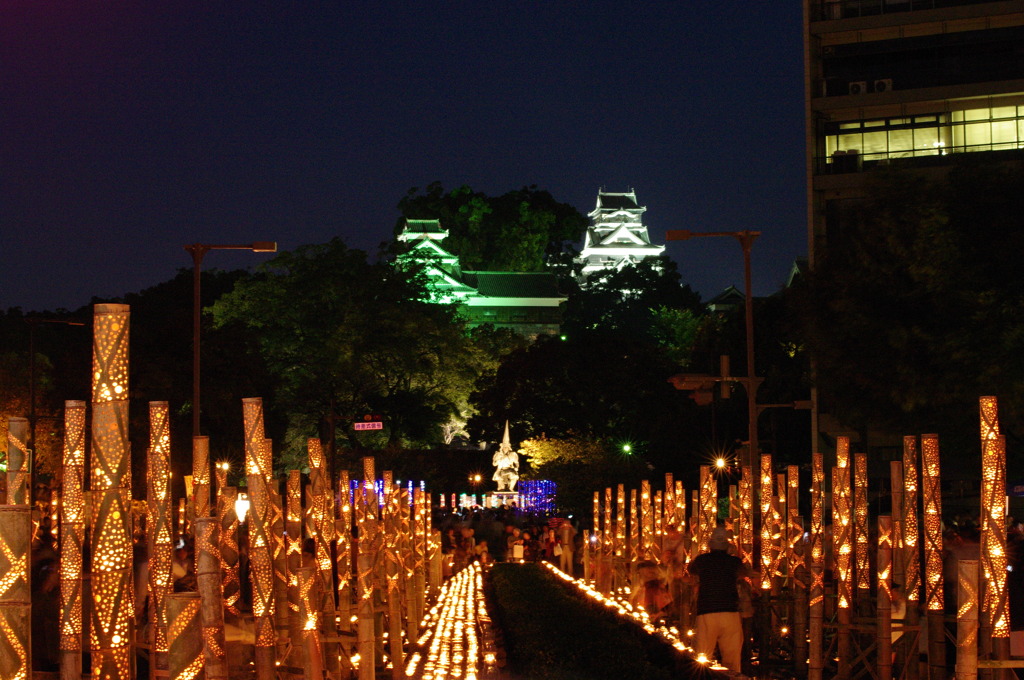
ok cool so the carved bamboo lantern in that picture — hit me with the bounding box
[877,515,893,680]
[243,398,277,680]
[336,470,353,631]
[641,480,654,560]
[148,401,173,678]
[854,453,870,594]
[357,457,379,679]
[166,593,203,680]
[834,436,853,674]
[616,484,626,560]
[808,452,825,680]
[383,474,404,677]
[629,489,639,565]
[194,517,227,680]
[218,487,240,618]
[979,398,1009,646]
[699,466,717,553]
[760,453,773,590]
[921,434,945,674]
[60,401,86,680]
[674,480,686,544]
[285,470,304,668]
[89,303,132,680]
[957,560,980,680]
[7,417,29,505]
[739,466,754,570]
[297,566,324,680]
[0,504,31,680]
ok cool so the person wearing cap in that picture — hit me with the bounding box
[686,525,755,672]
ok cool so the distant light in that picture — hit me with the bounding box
[560,334,567,341]
[716,457,726,469]
[235,494,251,522]
[622,444,632,454]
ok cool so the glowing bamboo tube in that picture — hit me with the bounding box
[60,401,86,680]
[265,444,289,662]
[218,487,240,618]
[854,453,870,593]
[357,456,378,680]
[297,566,324,680]
[0,505,31,680]
[604,487,614,564]
[957,560,979,680]
[903,436,921,605]
[194,517,227,680]
[192,436,211,518]
[616,484,626,559]
[285,470,304,667]
[674,480,686,539]
[808,453,824,680]
[178,498,187,540]
[307,440,339,677]
[739,466,753,569]
[699,466,716,552]
[760,453,773,589]
[982,435,1009,638]
[771,474,786,582]
[403,488,419,640]
[147,404,174,680]
[664,473,674,530]
[877,515,893,680]
[890,461,905,593]
[89,303,132,680]
[336,471,352,632]
[166,593,203,680]
[834,436,853,677]
[243,398,276,680]
[642,480,653,560]
[215,463,228,497]
[629,489,639,566]
[654,489,664,549]
[592,490,600,555]
[383,475,404,678]
[921,433,946,675]
[6,417,29,505]
[788,466,800,578]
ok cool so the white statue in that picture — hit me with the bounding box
[492,421,519,492]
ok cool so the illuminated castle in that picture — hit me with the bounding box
[576,189,665,279]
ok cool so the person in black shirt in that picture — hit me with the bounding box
[687,526,755,672]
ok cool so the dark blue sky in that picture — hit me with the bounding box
[3,2,806,312]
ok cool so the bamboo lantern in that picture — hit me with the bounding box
[956,560,980,680]
[60,401,86,680]
[7,417,29,505]
[699,466,717,553]
[51,489,60,548]
[307,441,340,675]
[357,456,379,679]
[902,436,921,606]
[771,474,786,582]
[674,480,686,539]
[616,484,626,559]
[808,453,825,680]
[215,463,228,497]
[266,444,290,661]
[384,475,404,677]
[982,435,1009,639]
[834,437,852,610]
[664,474,674,531]
[243,398,277,679]
[297,566,324,680]
[194,517,227,680]
[192,436,210,518]
[854,453,870,593]
[405,488,420,640]
[592,491,600,554]
[921,433,946,675]
[218,487,240,617]
[89,303,132,680]
[654,489,664,549]
[739,466,754,570]
[147,404,174,679]
[166,593,203,680]
[285,471,304,666]
[642,480,654,560]
[787,466,800,578]
[890,461,905,593]
[604,487,614,565]
[336,470,352,630]
[877,515,893,680]
[760,454,773,589]
[629,489,639,566]
[178,498,187,540]
[0,505,31,680]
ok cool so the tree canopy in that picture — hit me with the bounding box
[395,183,588,272]
[800,160,1024,461]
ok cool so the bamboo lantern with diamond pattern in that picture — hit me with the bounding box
[194,517,227,680]
[760,454,773,589]
[60,401,86,680]
[89,303,132,680]
[192,436,211,518]
[243,398,276,679]
[739,466,754,570]
[902,436,921,605]
[854,453,870,593]
[148,401,174,670]
[921,434,944,612]
[336,471,352,629]
[0,503,31,680]
[616,485,626,559]
[7,417,29,506]
[981,433,1009,638]
[699,466,717,553]
[218,486,241,617]
[166,593,203,680]
[641,480,653,560]
[808,452,825,680]
[877,515,893,680]
[834,437,852,611]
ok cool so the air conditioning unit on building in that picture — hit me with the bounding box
[849,81,868,95]
[874,78,894,93]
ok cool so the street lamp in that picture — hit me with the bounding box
[665,229,761,471]
[26,317,86,454]
[184,242,277,439]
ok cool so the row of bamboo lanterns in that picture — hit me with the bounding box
[584,396,1012,680]
[1,303,453,680]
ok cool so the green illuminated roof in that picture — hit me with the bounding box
[461,272,563,298]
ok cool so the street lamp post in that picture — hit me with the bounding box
[665,229,761,471]
[184,242,277,439]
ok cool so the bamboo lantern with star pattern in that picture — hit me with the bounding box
[336,470,353,629]
[979,397,1009,644]
[604,487,614,567]
[673,481,686,541]
[921,433,946,676]
[166,592,203,680]
[297,566,324,680]
[7,417,29,505]
[285,470,304,666]
[60,401,86,680]
[218,486,240,618]
[592,491,600,558]
[890,461,905,592]
[834,437,853,675]
[194,516,227,680]
[307,442,340,676]
[243,398,277,680]
[616,484,626,560]
[699,466,717,553]
[787,466,801,576]
[383,474,404,676]
[266,444,290,662]
[854,453,870,594]
[808,453,825,680]
[357,457,380,680]
[903,436,921,605]
[629,489,639,576]
[664,473,674,530]
[641,480,654,560]
[739,466,754,570]
[89,304,132,680]
[403,488,419,640]
[877,515,894,680]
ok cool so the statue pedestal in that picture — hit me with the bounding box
[489,491,520,508]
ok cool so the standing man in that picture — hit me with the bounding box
[686,526,754,672]
[557,519,576,575]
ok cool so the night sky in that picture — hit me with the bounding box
[3,2,806,313]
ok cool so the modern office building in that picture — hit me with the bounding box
[803,0,1024,450]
